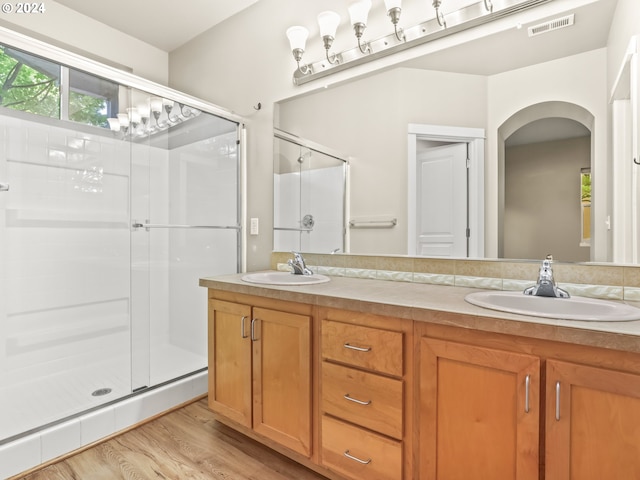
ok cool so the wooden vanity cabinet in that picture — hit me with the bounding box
[318,308,413,480]
[417,321,640,480]
[417,333,540,480]
[206,286,640,480]
[545,360,640,480]
[208,294,312,458]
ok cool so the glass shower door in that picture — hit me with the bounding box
[129,93,240,389]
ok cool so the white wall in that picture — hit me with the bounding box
[0,3,168,84]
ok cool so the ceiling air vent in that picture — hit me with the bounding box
[528,14,575,37]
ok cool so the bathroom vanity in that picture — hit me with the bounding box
[199,273,640,480]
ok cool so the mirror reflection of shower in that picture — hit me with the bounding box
[273,129,349,254]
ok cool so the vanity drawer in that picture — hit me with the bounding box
[321,415,402,480]
[322,320,403,377]
[322,362,403,439]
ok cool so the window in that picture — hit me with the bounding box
[0,45,60,118]
[0,43,119,128]
[581,169,591,246]
[68,69,119,128]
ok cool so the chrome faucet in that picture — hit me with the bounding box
[288,252,313,275]
[523,256,570,298]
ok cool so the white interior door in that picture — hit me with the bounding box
[416,143,468,257]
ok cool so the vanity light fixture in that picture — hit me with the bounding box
[150,96,163,123]
[286,25,311,74]
[348,0,372,54]
[317,11,341,64]
[137,102,150,127]
[163,98,174,117]
[107,117,120,132]
[287,0,552,86]
[433,0,446,28]
[107,96,201,139]
[127,107,140,129]
[384,0,405,41]
[116,112,129,134]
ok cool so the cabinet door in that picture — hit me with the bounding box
[546,360,640,480]
[419,337,540,480]
[208,299,252,427]
[252,307,312,457]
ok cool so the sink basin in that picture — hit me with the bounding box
[465,290,640,322]
[241,271,331,286]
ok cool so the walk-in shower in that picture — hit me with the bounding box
[0,35,243,448]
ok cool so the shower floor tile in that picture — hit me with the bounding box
[0,343,206,442]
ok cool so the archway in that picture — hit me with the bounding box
[497,101,595,261]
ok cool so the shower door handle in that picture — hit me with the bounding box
[0,182,9,192]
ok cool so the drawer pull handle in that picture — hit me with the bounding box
[344,343,371,352]
[344,450,371,465]
[344,393,372,406]
[555,381,561,421]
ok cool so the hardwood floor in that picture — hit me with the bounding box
[19,399,329,480]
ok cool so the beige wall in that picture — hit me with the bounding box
[278,67,487,254]
[0,3,168,84]
[504,137,591,262]
[487,48,607,260]
[606,0,640,91]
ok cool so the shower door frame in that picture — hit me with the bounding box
[0,26,246,441]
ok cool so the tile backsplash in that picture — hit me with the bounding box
[271,252,640,302]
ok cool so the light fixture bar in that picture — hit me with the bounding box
[293,0,551,86]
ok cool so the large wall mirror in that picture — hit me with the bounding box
[274,0,640,264]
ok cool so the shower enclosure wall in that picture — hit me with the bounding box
[0,30,243,475]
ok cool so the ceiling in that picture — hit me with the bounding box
[398,0,618,144]
[400,0,617,75]
[53,0,260,52]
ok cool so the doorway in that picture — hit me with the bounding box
[408,124,485,257]
[503,119,591,262]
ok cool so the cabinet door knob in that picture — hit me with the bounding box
[555,381,561,421]
[344,450,372,465]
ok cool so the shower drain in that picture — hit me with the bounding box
[91,388,112,397]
